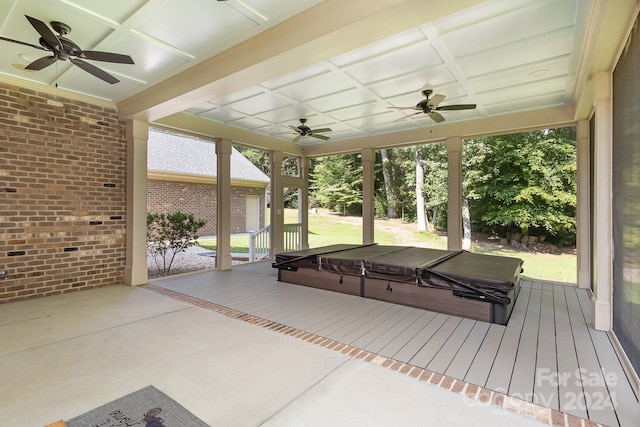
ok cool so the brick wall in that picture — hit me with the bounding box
[147,179,266,236]
[0,82,127,303]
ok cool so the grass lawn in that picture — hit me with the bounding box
[471,243,577,284]
[200,208,577,284]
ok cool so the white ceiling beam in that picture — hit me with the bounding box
[153,113,305,156]
[117,0,485,121]
[301,105,576,157]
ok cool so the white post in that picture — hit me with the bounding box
[362,148,375,245]
[575,120,591,289]
[216,139,232,270]
[591,71,613,331]
[124,119,149,286]
[447,137,463,251]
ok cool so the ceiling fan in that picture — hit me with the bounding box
[389,89,476,123]
[287,118,332,142]
[0,15,134,84]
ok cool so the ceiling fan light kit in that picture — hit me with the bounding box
[0,15,134,84]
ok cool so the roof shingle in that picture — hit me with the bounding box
[147,130,270,183]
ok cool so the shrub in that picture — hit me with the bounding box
[147,211,206,275]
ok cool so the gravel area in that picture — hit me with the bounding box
[147,250,248,278]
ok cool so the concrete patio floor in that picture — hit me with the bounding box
[0,285,557,426]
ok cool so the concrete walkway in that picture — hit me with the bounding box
[0,285,552,426]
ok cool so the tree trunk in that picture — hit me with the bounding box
[431,207,438,232]
[415,147,427,232]
[380,148,398,218]
[462,194,471,250]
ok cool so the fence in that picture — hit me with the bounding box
[248,223,302,262]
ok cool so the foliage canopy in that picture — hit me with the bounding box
[237,127,577,245]
[464,127,576,240]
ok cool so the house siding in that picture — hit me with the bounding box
[0,82,127,303]
[147,179,266,236]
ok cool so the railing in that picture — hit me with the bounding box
[249,225,270,262]
[283,223,303,252]
[248,223,302,262]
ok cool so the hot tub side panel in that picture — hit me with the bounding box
[278,268,362,296]
[363,277,493,322]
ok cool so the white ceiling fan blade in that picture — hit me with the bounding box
[428,94,446,107]
[429,111,446,123]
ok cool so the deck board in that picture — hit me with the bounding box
[484,285,531,393]
[427,317,476,373]
[150,262,638,427]
[445,320,491,381]
[310,298,384,337]
[464,324,505,387]
[554,285,587,419]
[391,313,448,362]
[369,310,436,355]
[349,304,413,349]
[566,287,620,427]
[334,303,402,343]
[360,306,425,353]
[409,316,463,367]
[575,287,639,427]
[534,287,560,410]
[509,285,542,399]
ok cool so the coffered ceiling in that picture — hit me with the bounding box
[0,0,637,154]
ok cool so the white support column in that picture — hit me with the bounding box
[270,151,284,256]
[298,157,309,249]
[362,148,375,245]
[216,139,232,270]
[447,137,463,251]
[124,119,149,286]
[575,120,591,289]
[592,71,613,331]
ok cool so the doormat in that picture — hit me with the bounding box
[66,385,209,427]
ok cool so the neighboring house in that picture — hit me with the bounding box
[147,129,270,236]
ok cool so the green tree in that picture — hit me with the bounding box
[464,127,576,242]
[235,146,303,207]
[380,148,400,218]
[310,154,363,214]
[386,144,448,227]
[235,146,299,177]
[421,143,449,228]
[235,146,271,176]
[147,212,207,274]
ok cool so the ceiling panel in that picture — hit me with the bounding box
[106,33,189,79]
[467,57,571,93]
[225,92,294,116]
[225,115,272,130]
[327,103,386,123]
[197,107,246,123]
[274,71,356,103]
[437,0,578,58]
[55,64,145,100]
[342,40,443,85]
[0,0,598,147]
[305,89,377,114]
[331,28,427,68]
[59,0,147,24]
[455,32,575,78]
[477,76,568,106]
[367,67,457,99]
[484,92,566,115]
[134,0,257,55]
[256,105,316,125]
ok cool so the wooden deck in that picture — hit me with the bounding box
[150,261,638,427]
